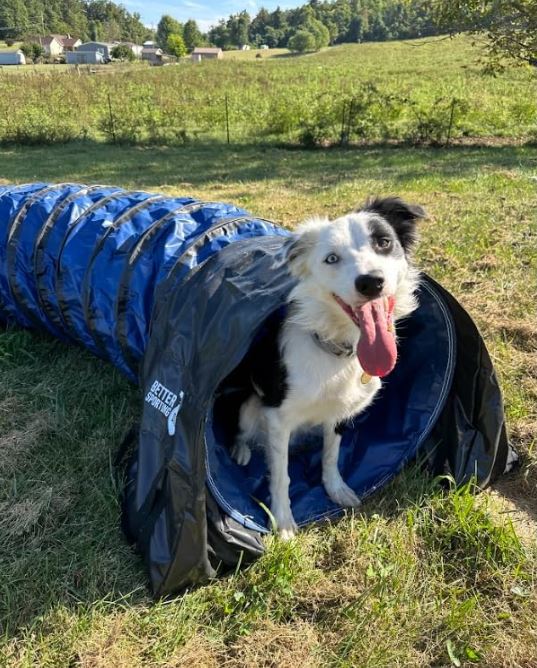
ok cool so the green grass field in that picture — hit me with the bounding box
[0,139,536,667]
[0,35,535,146]
[0,34,537,668]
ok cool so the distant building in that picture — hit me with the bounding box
[61,37,82,52]
[191,47,223,62]
[26,34,81,56]
[260,44,269,49]
[142,47,164,65]
[28,35,63,57]
[77,41,114,61]
[241,44,250,51]
[66,50,104,65]
[0,50,26,65]
[143,40,156,48]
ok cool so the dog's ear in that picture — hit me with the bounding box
[362,196,426,252]
[273,230,316,277]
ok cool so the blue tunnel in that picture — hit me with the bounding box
[0,182,511,596]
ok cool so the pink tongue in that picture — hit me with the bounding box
[355,297,397,378]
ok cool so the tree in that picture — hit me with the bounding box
[433,0,537,65]
[166,33,187,57]
[288,29,316,52]
[307,17,330,48]
[0,0,29,39]
[20,42,45,63]
[111,43,135,61]
[227,11,250,47]
[183,19,202,51]
[208,19,231,49]
[157,14,183,48]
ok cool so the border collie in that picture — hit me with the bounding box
[231,197,426,538]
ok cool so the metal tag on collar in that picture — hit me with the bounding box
[311,332,353,358]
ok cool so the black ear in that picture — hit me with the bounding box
[362,196,426,252]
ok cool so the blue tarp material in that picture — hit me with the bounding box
[0,183,511,596]
[0,182,286,380]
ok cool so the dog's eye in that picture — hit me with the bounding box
[324,253,340,264]
[376,238,392,249]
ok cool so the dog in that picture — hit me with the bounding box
[231,197,425,538]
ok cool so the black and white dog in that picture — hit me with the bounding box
[231,197,426,538]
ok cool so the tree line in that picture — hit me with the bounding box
[208,0,439,51]
[0,0,152,43]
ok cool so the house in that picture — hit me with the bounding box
[143,40,156,48]
[25,34,81,56]
[28,35,63,57]
[141,47,164,65]
[241,44,250,51]
[61,37,82,52]
[0,50,26,65]
[77,41,114,62]
[66,50,104,65]
[191,47,223,62]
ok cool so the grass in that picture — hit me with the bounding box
[0,139,536,666]
[0,35,535,145]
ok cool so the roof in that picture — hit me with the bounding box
[62,38,81,48]
[78,41,114,48]
[192,48,222,54]
[28,35,62,46]
[142,48,163,54]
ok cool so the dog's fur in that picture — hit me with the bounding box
[231,197,425,538]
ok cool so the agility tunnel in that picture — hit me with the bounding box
[0,182,513,596]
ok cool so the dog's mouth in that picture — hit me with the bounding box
[332,294,397,378]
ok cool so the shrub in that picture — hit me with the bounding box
[111,44,135,62]
[288,30,316,53]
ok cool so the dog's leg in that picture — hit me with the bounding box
[322,423,361,508]
[265,408,297,539]
[231,395,260,466]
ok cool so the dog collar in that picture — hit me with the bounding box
[311,332,354,358]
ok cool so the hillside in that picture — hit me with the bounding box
[0,35,535,146]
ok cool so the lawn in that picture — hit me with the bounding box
[0,140,536,667]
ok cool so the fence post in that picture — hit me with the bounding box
[107,92,117,144]
[340,100,348,146]
[445,98,457,147]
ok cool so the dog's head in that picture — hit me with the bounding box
[281,196,425,320]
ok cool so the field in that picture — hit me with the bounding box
[1,35,537,667]
[0,35,536,146]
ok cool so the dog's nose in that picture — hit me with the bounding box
[355,273,384,298]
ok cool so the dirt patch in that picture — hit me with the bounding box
[225,620,321,668]
[493,321,537,353]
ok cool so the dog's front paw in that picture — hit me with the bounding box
[231,441,252,466]
[272,507,298,540]
[324,476,361,509]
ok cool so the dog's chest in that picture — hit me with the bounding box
[281,331,380,426]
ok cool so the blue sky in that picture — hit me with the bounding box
[123,0,300,33]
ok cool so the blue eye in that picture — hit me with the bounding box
[377,237,391,249]
[324,253,340,264]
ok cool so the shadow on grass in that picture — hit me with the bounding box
[0,140,533,196]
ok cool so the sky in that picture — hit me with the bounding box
[122,0,300,33]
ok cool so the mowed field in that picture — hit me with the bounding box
[0,36,536,668]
